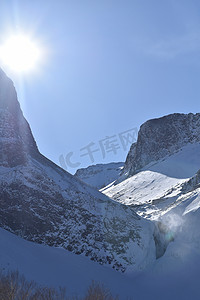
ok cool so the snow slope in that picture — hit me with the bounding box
[0,227,133,299]
[103,143,200,219]
[0,158,156,272]
[1,226,200,300]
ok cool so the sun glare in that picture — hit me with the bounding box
[0,34,41,72]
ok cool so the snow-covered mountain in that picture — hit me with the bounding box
[0,68,155,273]
[2,66,200,298]
[103,113,200,211]
[74,162,124,189]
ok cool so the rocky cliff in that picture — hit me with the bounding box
[123,113,200,176]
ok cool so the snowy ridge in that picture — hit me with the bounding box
[75,162,124,189]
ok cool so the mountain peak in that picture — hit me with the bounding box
[0,68,19,113]
[0,68,38,167]
[123,112,200,176]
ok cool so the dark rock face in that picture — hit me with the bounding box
[0,69,38,167]
[123,113,200,176]
[0,68,155,272]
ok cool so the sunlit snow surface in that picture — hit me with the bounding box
[102,143,200,219]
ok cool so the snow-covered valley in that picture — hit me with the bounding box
[1,67,200,299]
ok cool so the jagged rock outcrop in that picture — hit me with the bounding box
[122,113,200,176]
[0,68,155,272]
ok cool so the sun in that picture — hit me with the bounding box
[0,34,41,72]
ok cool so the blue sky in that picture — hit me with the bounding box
[0,0,200,173]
